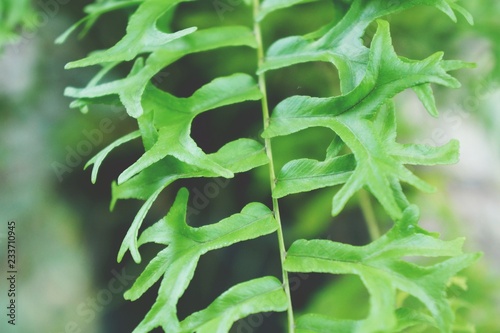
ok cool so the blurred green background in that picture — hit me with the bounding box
[1,1,499,332]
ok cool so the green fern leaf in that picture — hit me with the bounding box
[65,26,257,117]
[179,277,288,333]
[263,20,462,219]
[256,0,320,21]
[123,188,286,332]
[111,139,267,206]
[117,74,262,183]
[285,206,481,333]
[64,0,195,67]
[112,137,268,263]
[259,0,471,92]
[85,130,141,184]
[55,0,143,44]
[295,308,437,333]
[295,314,357,333]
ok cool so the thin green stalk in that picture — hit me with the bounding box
[359,189,381,240]
[252,2,295,332]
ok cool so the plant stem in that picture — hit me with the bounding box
[359,189,381,240]
[252,2,295,332]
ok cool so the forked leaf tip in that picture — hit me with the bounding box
[64,62,78,70]
[401,204,420,220]
[117,248,125,263]
[131,249,142,264]
[117,170,131,185]
[54,35,66,45]
[177,187,190,200]
[330,202,344,217]
[450,2,474,25]
[83,160,93,171]
[110,182,119,212]
[123,290,131,300]
[86,161,98,184]
[442,60,476,72]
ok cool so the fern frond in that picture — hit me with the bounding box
[263,21,462,219]
[259,0,472,92]
[65,26,257,117]
[180,276,288,333]
[62,0,480,332]
[112,137,268,263]
[123,188,287,332]
[117,74,262,183]
[285,206,481,333]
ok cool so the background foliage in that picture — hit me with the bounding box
[0,0,499,332]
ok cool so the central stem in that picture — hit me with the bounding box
[252,2,295,332]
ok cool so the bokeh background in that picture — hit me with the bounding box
[1,1,499,332]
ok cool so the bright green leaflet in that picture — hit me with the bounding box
[116,74,262,184]
[285,206,481,332]
[179,276,288,333]
[263,21,464,219]
[123,188,286,332]
[258,0,472,92]
[111,137,268,263]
